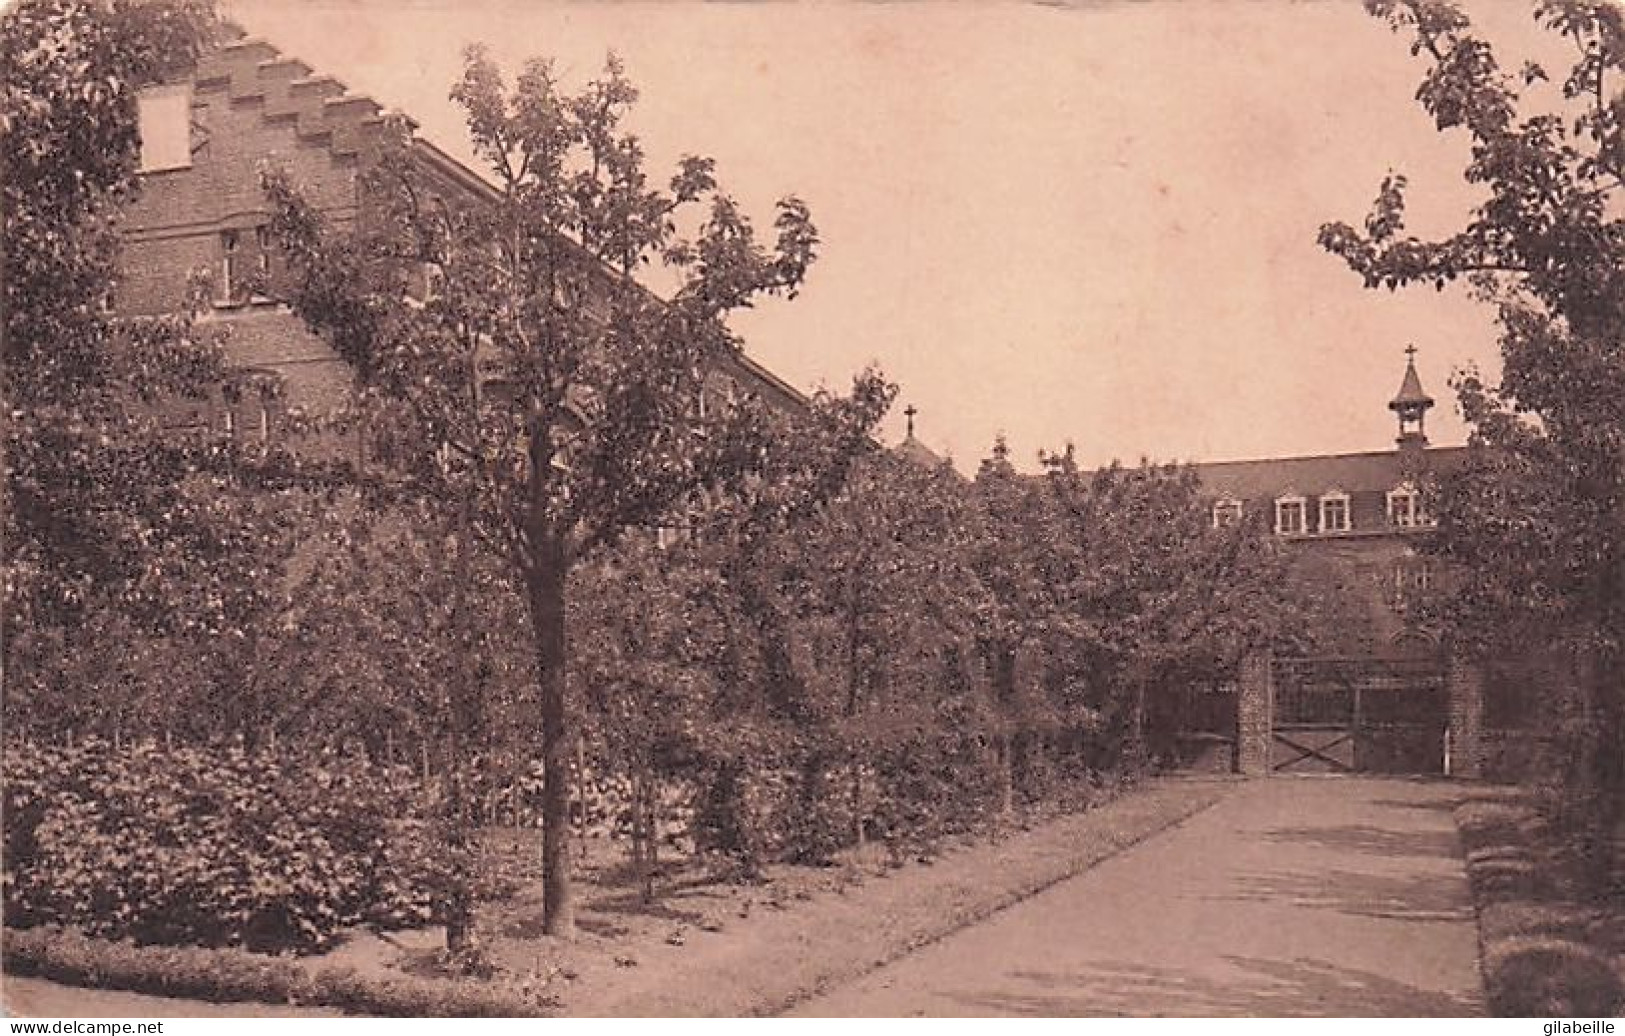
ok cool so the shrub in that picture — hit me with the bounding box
[2,738,464,952]
[1455,799,1538,856]
[1455,795,1625,1019]
[1478,901,1597,945]
[1481,935,1623,1017]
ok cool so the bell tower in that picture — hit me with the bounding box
[1388,345,1434,450]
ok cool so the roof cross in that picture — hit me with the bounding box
[904,404,917,438]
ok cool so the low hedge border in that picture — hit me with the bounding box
[2,926,554,1017]
[1454,795,1623,1017]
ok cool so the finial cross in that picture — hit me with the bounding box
[1405,344,1418,361]
[904,404,917,438]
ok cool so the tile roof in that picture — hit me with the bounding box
[894,432,944,469]
[1191,446,1467,500]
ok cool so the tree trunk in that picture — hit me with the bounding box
[576,734,590,864]
[630,765,648,904]
[992,641,1017,817]
[798,749,835,863]
[442,747,475,952]
[640,779,653,902]
[844,581,865,848]
[1605,444,1625,896]
[438,513,486,953]
[851,766,865,849]
[633,763,659,905]
[527,534,575,937]
[995,732,1014,818]
[1131,677,1148,762]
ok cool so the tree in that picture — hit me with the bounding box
[675,372,893,871]
[1319,0,1625,883]
[0,0,325,738]
[969,437,1062,811]
[265,48,834,935]
[782,448,992,858]
[571,535,725,903]
[1037,453,1284,769]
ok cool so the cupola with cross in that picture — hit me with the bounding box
[1388,345,1434,450]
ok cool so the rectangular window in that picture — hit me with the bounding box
[1320,495,1350,533]
[1275,499,1305,536]
[1212,499,1242,529]
[253,226,274,300]
[219,229,240,305]
[137,85,192,173]
[1388,490,1417,528]
[406,261,445,306]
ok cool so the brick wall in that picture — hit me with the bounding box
[1236,652,1272,776]
[1446,652,1485,779]
[116,35,392,434]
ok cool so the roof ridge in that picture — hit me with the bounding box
[1191,444,1466,469]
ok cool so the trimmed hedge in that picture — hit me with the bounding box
[1480,936,1620,1018]
[2,926,552,1017]
[3,738,464,952]
[1455,796,1623,1017]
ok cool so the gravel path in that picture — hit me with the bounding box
[794,777,1482,1017]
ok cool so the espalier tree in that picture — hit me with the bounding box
[785,448,990,858]
[263,47,861,935]
[1037,455,1285,764]
[969,437,1065,811]
[677,373,894,871]
[1319,0,1625,882]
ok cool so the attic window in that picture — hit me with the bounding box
[1319,491,1350,533]
[1211,498,1242,529]
[1388,485,1428,528]
[1274,494,1306,536]
[137,84,193,173]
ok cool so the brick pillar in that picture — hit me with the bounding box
[1237,652,1272,777]
[1446,652,1484,779]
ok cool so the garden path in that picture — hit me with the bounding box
[793,777,1483,1017]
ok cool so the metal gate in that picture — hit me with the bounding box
[1270,656,1447,774]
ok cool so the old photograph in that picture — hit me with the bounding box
[2,0,1622,1020]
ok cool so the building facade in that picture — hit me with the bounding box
[1186,351,1492,778]
[119,30,811,444]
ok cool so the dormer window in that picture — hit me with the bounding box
[1212,498,1242,529]
[1387,484,1428,528]
[1274,494,1306,536]
[1319,490,1351,534]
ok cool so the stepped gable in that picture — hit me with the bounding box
[192,26,415,162]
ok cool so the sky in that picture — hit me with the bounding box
[223,0,1564,472]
